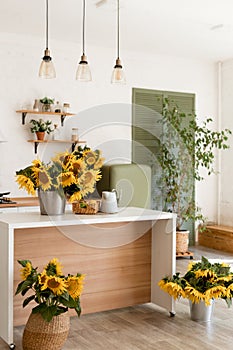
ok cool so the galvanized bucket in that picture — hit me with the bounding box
[38,190,66,216]
[189,299,214,322]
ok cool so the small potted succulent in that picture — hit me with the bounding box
[29,118,53,140]
[40,97,54,112]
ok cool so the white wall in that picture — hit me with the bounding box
[0,32,219,224]
[220,60,233,225]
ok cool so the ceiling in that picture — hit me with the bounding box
[1,0,233,62]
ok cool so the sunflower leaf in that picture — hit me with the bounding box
[23,295,35,308]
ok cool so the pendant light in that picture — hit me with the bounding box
[111,0,126,84]
[39,0,56,79]
[76,0,92,82]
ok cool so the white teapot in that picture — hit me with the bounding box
[100,189,118,213]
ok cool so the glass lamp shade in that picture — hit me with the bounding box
[39,49,56,79]
[76,55,92,82]
[111,58,126,84]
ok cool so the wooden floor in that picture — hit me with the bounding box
[2,245,233,350]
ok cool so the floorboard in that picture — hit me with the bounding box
[1,245,233,350]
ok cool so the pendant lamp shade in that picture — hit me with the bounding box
[76,54,92,81]
[39,0,56,79]
[111,58,126,84]
[111,0,126,84]
[76,0,92,82]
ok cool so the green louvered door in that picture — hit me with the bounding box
[132,88,195,244]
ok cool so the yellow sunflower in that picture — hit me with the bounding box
[32,159,43,168]
[69,159,86,176]
[38,169,52,191]
[58,172,76,187]
[94,157,104,170]
[45,258,63,276]
[68,191,83,203]
[194,269,216,279]
[158,280,184,300]
[79,169,102,188]
[83,150,97,166]
[20,261,32,280]
[66,275,85,300]
[184,285,206,304]
[226,283,233,298]
[16,175,36,196]
[41,276,67,295]
[205,285,226,301]
[38,270,49,285]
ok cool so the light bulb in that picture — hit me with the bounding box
[39,49,56,79]
[76,55,92,82]
[111,58,126,84]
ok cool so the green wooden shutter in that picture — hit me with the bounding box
[132,88,195,244]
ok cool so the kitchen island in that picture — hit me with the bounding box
[0,207,176,348]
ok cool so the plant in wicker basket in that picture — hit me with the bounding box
[16,259,85,349]
[16,258,85,321]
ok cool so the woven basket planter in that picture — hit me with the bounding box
[22,312,70,350]
[176,230,189,253]
[72,199,100,214]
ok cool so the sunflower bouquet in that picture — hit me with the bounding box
[15,258,85,322]
[15,146,104,202]
[158,256,233,306]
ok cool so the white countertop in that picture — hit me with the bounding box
[0,207,175,229]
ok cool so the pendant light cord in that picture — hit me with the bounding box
[117,0,120,59]
[46,0,48,49]
[82,0,86,55]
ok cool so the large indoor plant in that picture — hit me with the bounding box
[158,99,231,251]
[16,258,85,349]
[158,256,233,321]
[15,146,104,214]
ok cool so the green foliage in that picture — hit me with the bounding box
[29,118,53,134]
[40,97,54,105]
[158,98,231,230]
[159,256,233,305]
[15,258,85,322]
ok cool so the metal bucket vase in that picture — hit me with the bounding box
[22,313,70,350]
[38,190,66,215]
[189,299,214,322]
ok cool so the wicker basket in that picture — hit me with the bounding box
[72,200,100,214]
[22,312,70,350]
[176,230,189,253]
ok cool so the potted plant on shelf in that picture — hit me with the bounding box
[40,96,54,112]
[158,98,231,254]
[15,146,104,215]
[16,258,85,349]
[158,256,233,321]
[29,118,53,140]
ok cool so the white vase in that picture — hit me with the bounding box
[189,299,214,322]
[38,190,66,215]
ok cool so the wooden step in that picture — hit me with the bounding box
[176,251,194,259]
[198,225,233,254]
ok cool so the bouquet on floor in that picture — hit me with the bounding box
[158,256,233,306]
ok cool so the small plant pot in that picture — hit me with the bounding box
[36,132,45,141]
[176,230,189,253]
[42,104,51,112]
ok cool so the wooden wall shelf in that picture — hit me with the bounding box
[27,140,86,153]
[16,110,76,126]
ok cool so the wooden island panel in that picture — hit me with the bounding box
[14,224,151,326]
